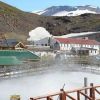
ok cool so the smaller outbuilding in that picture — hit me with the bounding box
[0,39,26,50]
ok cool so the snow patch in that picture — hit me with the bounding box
[53,9,96,16]
[27,27,51,41]
[53,11,69,16]
[88,5,97,8]
[35,10,47,15]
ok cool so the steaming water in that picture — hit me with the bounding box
[0,66,100,100]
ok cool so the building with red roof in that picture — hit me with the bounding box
[53,38,100,56]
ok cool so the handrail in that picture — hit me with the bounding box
[30,84,100,100]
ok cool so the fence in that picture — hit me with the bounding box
[30,83,100,100]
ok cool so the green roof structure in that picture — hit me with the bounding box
[0,50,40,60]
[0,50,40,66]
[0,56,22,65]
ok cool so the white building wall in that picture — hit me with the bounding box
[59,42,100,56]
[89,50,99,56]
[94,45,99,50]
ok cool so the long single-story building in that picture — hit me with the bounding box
[53,38,100,56]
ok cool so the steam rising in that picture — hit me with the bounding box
[0,65,100,100]
[27,27,51,41]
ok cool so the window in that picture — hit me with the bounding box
[66,44,68,47]
[45,44,47,46]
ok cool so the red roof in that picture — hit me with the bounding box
[55,38,100,45]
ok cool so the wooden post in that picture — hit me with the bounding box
[90,83,95,100]
[77,91,80,100]
[47,96,52,100]
[60,89,66,100]
[84,77,88,100]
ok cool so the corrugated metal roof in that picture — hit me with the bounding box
[0,50,40,61]
[55,38,100,45]
[0,56,22,65]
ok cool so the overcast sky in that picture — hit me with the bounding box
[1,0,100,12]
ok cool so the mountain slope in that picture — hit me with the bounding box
[0,1,100,42]
[0,1,46,41]
[35,5,100,16]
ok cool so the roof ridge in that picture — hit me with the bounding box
[55,38,100,45]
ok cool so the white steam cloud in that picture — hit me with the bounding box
[27,27,51,41]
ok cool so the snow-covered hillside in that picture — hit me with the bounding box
[53,9,96,16]
[34,5,100,16]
